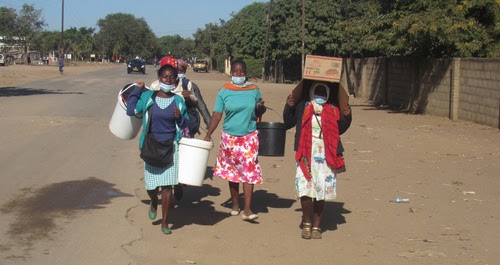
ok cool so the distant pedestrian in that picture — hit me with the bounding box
[58,56,64,75]
[27,56,31,65]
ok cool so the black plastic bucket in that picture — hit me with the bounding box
[257,122,286,156]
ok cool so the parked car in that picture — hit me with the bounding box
[193,60,208,73]
[127,59,145,74]
[0,54,5,66]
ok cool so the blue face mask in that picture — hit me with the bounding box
[314,95,327,105]
[159,82,176,93]
[177,74,185,79]
[232,76,246,85]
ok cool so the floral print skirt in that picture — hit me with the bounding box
[295,137,337,201]
[214,130,263,184]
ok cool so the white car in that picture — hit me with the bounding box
[0,54,5,66]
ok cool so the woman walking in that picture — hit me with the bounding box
[204,59,266,221]
[126,64,189,234]
[283,81,352,239]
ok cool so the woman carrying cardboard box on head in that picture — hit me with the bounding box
[283,76,352,239]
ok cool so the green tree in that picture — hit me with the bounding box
[0,7,18,53]
[62,27,96,60]
[339,0,499,58]
[221,2,268,59]
[158,34,187,57]
[194,22,221,61]
[17,4,46,62]
[1,4,46,61]
[31,30,59,59]
[95,13,158,60]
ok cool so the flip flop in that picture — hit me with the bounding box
[161,227,172,234]
[230,209,241,216]
[148,203,157,220]
[242,213,259,221]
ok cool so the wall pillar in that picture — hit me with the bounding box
[450,58,460,120]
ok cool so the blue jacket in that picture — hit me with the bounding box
[127,87,188,148]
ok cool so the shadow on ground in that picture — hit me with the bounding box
[293,201,351,232]
[0,86,83,97]
[0,177,132,250]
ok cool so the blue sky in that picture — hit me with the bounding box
[0,0,267,38]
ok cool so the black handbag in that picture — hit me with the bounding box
[140,104,174,167]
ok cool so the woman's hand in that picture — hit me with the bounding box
[204,135,212,142]
[181,90,190,98]
[256,98,265,108]
[343,104,351,116]
[173,107,181,120]
[286,94,295,108]
[256,98,267,117]
[135,81,145,89]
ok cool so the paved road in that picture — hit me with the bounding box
[0,65,499,265]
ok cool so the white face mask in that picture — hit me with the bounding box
[232,76,246,85]
[314,95,327,105]
[159,82,175,93]
[177,73,185,79]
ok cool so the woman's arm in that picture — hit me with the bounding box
[191,83,212,128]
[338,106,352,135]
[203,112,222,142]
[283,94,297,130]
[126,85,144,116]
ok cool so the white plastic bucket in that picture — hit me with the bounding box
[178,138,214,186]
[109,83,142,140]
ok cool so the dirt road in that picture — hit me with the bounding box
[0,64,498,265]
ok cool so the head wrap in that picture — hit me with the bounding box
[309,82,330,114]
[160,56,178,68]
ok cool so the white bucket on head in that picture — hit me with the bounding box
[109,83,143,140]
[178,138,214,186]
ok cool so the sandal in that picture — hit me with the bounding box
[242,213,258,221]
[301,223,312,239]
[230,209,241,216]
[161,227,172,235]
[311,227,322,239]
[148,202,157,220]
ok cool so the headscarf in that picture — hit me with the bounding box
[160,56,177,68]
[309,82,331,114]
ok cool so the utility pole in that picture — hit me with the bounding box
[301,0,305,76]
[60,0,64,57]
[262,0,272,81]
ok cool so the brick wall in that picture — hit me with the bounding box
[344,57,500,128]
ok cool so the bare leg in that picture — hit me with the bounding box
[146,188,159,214]
[312,199,324,228]
[300,196,313,239]
[242,183,254,216]
[229,181,240,212]
[160,186,172,229]
[300,196,313,224]
[312,199,324,239]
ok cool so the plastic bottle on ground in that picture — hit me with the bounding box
[391,197,410,203]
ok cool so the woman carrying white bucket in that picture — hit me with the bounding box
[126,64,189,235]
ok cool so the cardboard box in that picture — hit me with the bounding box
[303,55,342,82]
[291,55,350,113]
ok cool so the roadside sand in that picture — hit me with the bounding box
[0,65,498,265]
[0,62,115,87]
